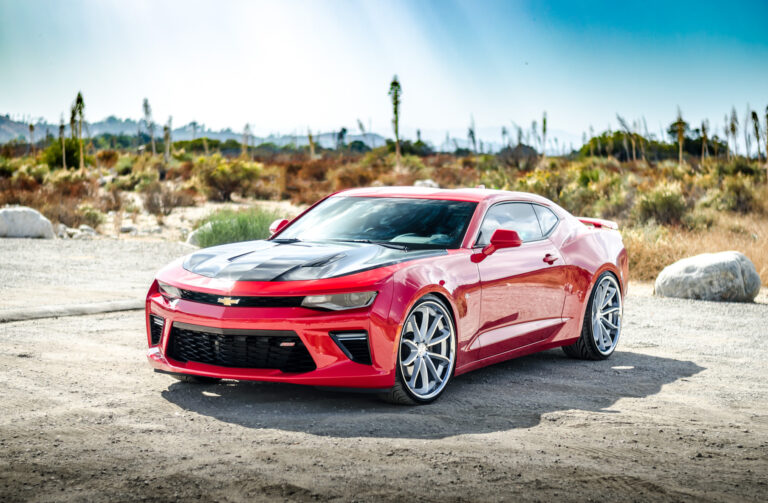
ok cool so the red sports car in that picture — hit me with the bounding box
[146,187,627,404]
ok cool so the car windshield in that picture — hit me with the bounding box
[276,196,478,249]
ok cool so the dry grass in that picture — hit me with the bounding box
[623,213,768,283]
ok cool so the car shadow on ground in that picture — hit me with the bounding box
[160,349,703,439]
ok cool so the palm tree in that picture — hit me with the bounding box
[241,123,251,158]
[164,117,173,163]
[729,107,739,157]
[701,120,709,159]
[143,98,156,156]
[73,92,85,170]
[588,125,595,156]
[616,114,636,161]
[744,106,752,159]
[28,123,35,154]
[541,111,547,160]
[59,116,67,170]
[69,107,77,140]
[672,108,686,166]
[751,110,761,162]
[501,126,508,148]
[388,75,402,168]
[468,115,477,154]
[307,128,316,158]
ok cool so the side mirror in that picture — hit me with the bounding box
[477,229,522,259]
[269,218,289,235]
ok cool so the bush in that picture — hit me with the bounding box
[196,156,261,201]
[719,175,757,214]
[634,182,688,225]
[77,203,105,229]
[41,138,90,169]
[96,150,119,169]
[114,155,135,175]
[193,207,286,247]
[141,181,196,216]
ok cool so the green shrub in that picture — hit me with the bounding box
[77,203,105,229]
[719,175,757,213]
[114,155,135,175]
[42,138,91,169]
[0,157,15,178]
[196,156,261,201]
[634,182,688,225]
[193,207,286,247]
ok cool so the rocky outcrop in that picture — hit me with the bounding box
[0,207,55,239]
[655,251,761,302]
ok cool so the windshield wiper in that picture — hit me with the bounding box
[270,238,302,243]
[330,239,410,251]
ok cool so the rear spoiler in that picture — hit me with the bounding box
[577,217,619,230]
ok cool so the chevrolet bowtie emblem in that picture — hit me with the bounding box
[217,297,240,306]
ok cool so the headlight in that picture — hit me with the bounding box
[301,291,377,311]
[158,281,182,299]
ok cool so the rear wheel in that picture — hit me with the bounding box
[380,295,456,405]
[171,374,221,384]
[563,272,622,360]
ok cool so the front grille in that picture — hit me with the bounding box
[149,315,164,345]
[330,332,372,365]
[167,322,316,373]
[178,289,304,308]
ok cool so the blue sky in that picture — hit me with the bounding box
[1,0,766,149]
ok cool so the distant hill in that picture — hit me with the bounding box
[0,114,387,150]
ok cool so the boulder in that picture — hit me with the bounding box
[78,224,96,234]
[0,207,55,239]
[655,251,761,302]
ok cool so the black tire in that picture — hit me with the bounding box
[380,294,457,405]
[562,271,622,360]
[171,374,221,384]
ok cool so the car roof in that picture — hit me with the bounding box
[334,186,553,205]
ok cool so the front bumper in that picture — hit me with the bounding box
[145,289,399,389]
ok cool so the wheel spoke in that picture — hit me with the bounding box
[425,313,444,343]
[427,329,450,346]
[418,308,430,343]
[601,323,612,348]
[416,358,429,394]
[408,356,423,388]
[402,349,418,366]
[602,287,615,309]
[424,355,443,384]
[602,307,620,315]
[427,351,450,365]
[601,317,618,330]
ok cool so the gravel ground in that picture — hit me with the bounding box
[0,241,767,502]
[0,238,193,311]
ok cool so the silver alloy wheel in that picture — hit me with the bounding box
[399,300,455,400]
[591,275,622,355]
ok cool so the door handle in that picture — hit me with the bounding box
[543,254,558,265]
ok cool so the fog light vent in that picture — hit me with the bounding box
[330,332,371,365]
[149,315,165,345]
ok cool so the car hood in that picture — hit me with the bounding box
[182,240,446,281]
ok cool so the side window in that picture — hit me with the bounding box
[533,205,559,236]
[476,203,543,246]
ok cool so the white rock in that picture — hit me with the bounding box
[120,225,137,234]
[414,179,439,188]
[0,207,55,239]
[655,251,761,302]
[185,222,212,246]
[55,223,68,239]
[78,224,96,234]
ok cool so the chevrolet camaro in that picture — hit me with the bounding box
[146,187,627,404]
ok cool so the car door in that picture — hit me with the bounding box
[474,202,566,359]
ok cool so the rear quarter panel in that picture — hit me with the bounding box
[549,214,628,345]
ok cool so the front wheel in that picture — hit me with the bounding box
[380,295,456,405]
[563,272,623,360]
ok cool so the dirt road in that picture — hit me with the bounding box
[0,240,766,502]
